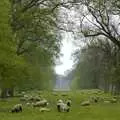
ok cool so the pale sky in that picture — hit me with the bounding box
[55,7,78,75]
[55,32,75,75]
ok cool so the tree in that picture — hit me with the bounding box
[74,0,120,48]
[0,0,31,97]
[11,0,61,56]
[0,0,62,98]
[72,37,120,94]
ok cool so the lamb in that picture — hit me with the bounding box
[11,104,22,113]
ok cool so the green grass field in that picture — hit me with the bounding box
[0,90,120,120]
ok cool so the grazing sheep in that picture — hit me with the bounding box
[57,102,70,112]
[58,99,63,103]
[28,96,34,102]
[33,99,48,107]
[90,96,98,103]
[24,95,29,98]
[57,99,63,112]
[27,96,41,102]
[104,100,110,104]
[40,108,51,112]
[26,102,31,106]
[34,96,41,101]
[81,100,90,106]
[57,99,70,112]
[66,99,72,107]
[11,104,22,113]
[21,92,25,95]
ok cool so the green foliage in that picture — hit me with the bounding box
[72,38,120,94]
[0,0,62,95]
[0,0,29,89]
[11,0,61,57]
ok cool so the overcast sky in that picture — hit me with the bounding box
[55,32,75,75]
[54,7,79,75]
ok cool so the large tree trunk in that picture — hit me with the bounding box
[1,87,14,98]
[104,79,109,93]
[8,87,14,97]
[111,83,114,95]
[114,82,120,95]
[1,88,8,98]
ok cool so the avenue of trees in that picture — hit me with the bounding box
[0,0,63,98]
[69,0,120,94]
[0,0,120,97]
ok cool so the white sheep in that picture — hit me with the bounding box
[33,99,48,107]
[11,104,22,113]
[40,108,51,112]
[26,102,31,106]
[58,99,63,103]
[81,100,90,106]
[66,99,72,107]
[57,102,70,112]
[57,99,70,112]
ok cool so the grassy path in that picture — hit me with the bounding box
[0,90,120,120]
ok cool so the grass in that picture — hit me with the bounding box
[0,90,120,120]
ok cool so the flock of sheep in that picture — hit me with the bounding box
[10,90,118,113]
[80,96,117,106]
[11,93,72,113]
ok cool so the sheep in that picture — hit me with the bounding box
[26,102,31,106]
[57,99,63,112]
[66,99,72,107]
[57,102,70,112]
[40,108,51,112]
[90,96,99,103]
[28,96,34,102]
[104,100,110,104]
[24,95,29,98]
[81,100,90,106]
[57,99,70,112]
[33,99,48,107]
[58,99,63,103]
[21,91,25,95]
[34,96,41,102]
[27,96,41,102]
[11,104,22,113]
